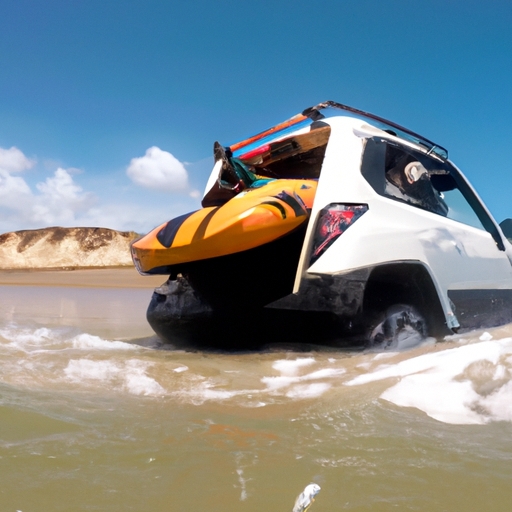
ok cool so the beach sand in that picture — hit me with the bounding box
[0,267,167,340]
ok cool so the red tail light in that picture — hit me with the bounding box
[310,204,368,264]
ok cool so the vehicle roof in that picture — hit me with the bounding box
[228,101,448,162]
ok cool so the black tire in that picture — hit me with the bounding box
[368,304,428,350]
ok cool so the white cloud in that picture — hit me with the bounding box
[126,146,189,192]
[0,146,96,231]
[36,168,85,202]
[0,146,35,172]
[32,168,95,225]
[0,145,202,235]
[0,167,95,229]
[0,169,32,208]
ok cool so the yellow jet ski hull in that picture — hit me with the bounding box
[131,179,317,274]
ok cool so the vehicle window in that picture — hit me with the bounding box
[437,187,484,229]
[361,138,484,230]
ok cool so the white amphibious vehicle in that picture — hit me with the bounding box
[135,101,512,350]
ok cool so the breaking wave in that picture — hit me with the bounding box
[0,324,138,353]
[0,323,162,396]
[2,322,512,424]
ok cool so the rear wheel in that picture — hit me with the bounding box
[368,304,428,350]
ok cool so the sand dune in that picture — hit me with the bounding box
[0,227,139,269]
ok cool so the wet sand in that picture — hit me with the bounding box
[0,267,166,288]
[0,267,166,340]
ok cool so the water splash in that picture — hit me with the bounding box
[346,333,512,424]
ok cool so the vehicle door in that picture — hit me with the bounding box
[361,137,512,329]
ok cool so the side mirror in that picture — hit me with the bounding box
[499,218,512,242]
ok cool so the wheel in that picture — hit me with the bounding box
[368,304,427,350]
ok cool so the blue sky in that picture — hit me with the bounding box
[1,0,511,234]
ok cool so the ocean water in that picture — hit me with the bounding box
[1,284,512,511]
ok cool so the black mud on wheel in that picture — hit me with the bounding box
[368,304,428,350]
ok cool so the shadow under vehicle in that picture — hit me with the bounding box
[131,101,512,350]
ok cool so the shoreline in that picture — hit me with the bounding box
[0,267,166,289]
[0,267,164,339]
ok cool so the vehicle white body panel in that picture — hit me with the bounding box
[295,117,512,330]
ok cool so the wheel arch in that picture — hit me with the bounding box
[362,261,451,338]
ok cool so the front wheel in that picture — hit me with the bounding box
[368,304,428,350]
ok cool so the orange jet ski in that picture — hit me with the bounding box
[131,177,317,275]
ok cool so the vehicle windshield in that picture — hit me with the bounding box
[228,101,448,162]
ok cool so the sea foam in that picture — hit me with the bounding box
[64,359,165,396]
[0,324,137,353]
[0,323,162,396]
[346,336,512,425]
